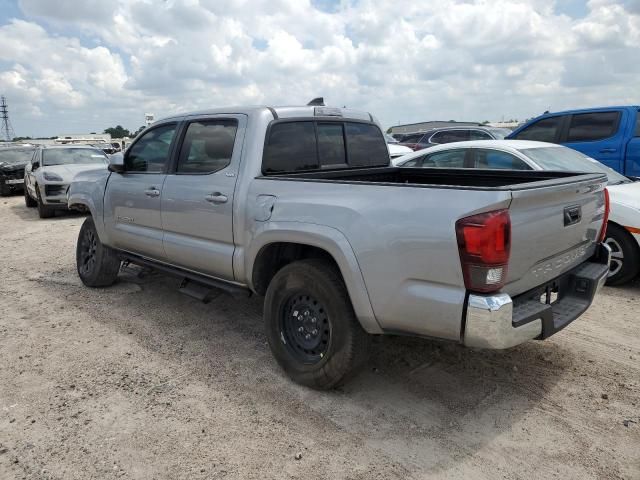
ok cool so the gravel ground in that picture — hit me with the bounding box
[0,194,639,480]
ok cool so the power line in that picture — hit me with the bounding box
[1,96,16,142]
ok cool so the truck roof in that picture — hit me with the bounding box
[159,105,375,123]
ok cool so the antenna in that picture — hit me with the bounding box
[0,96,15,142]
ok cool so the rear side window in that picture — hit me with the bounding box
[567,111,620,142]
[177,120,238,174]
[469,130,493,140]
[262,121,387,173]
[634,111,640,137]
[423,149,467,168]
[512,116,562,142]
[475,149,531,170]
[262,122,317,173]
[344,122,389,167]
[430,130,469,144]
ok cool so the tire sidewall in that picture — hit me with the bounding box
[36,187,53,218]
[76,217,119,286]
[264,261,361,386]
[605,223,640,285]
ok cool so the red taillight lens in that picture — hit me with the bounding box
[598,188,610,243]
[456,209,511,293]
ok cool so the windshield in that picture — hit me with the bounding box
[384,134,399,144]
[0,148,35,165]
[43,148,108,166]
[519,146,630,185]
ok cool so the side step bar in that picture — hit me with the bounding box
[119,252,251,300]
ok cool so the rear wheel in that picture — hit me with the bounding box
[36,187,54,218]
[604,223,640,286]
[264,259,371,389]
[24,187,37,207]
[76,217,121,287]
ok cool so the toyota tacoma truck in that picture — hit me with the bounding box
[68,105,611,389]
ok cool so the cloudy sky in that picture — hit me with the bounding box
[0,0,639,137]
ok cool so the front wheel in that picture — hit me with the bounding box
[264,259,371,389]
[604,223,640,286]
[36,187,55,218]
[24,187,37,207]
[76,217,121,287]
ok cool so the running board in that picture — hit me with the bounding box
[119,252,251,300]
[179,279,223,304]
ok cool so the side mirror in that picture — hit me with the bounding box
[31,161,40,170]
[108,152,125,173]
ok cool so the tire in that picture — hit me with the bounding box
[264,259,371,389]
[24,187,37,207]
[36,187,55,219]
[76,216,121,287]
[604,222,640,286]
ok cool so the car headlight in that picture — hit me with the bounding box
[43,171,63,181]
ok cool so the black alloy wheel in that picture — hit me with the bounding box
[78,224,98,278]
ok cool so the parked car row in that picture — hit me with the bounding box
[0,144,109,219]
[394,125,511,151]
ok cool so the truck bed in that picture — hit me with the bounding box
[263,167,603,190]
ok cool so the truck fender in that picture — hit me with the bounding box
[67,191,110,244]
[242,221,383,334]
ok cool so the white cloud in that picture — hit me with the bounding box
[0,0,638,136]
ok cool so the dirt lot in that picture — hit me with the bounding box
[0,195,639,480]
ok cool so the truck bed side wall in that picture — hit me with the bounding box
[243,178,512,340]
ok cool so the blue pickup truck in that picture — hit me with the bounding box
[508,106,640,177]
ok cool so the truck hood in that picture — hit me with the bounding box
[41,163,108,182]
[607,181,640,210]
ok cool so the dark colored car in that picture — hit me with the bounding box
[398,126,511,151]
[0,146,36,196]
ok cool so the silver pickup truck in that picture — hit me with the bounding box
[68,105,611,389]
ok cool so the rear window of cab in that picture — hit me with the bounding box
[262,120,389,174]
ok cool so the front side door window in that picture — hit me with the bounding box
[512,116,563,142]
[126,124,177,173]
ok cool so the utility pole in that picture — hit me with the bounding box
[0,96,16,142]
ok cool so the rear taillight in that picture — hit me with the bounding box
[597,188,610,243]
[456,209,511,293]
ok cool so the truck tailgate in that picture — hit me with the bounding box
[505,173,608,296]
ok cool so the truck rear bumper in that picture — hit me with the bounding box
[463,243,611,349]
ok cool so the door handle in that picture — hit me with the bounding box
[144,187,160,197]
[599,148,617,153]
[205,192,228,204]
